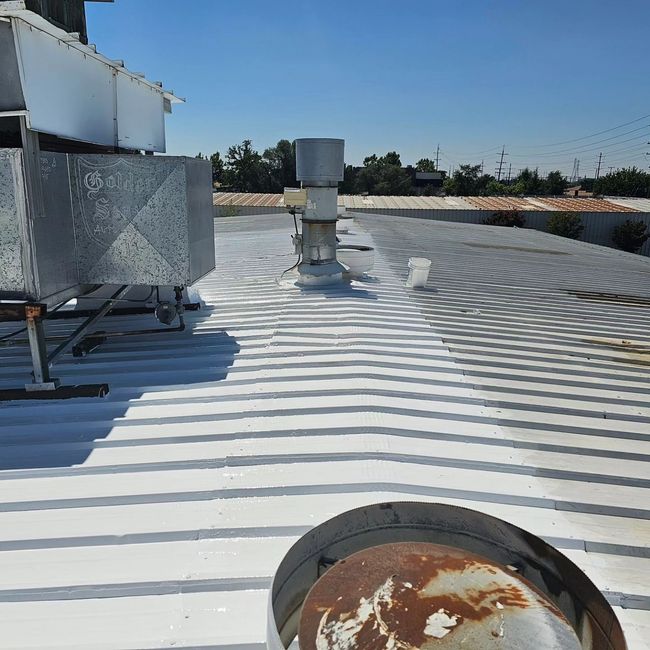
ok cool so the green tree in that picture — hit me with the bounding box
[209,152,225,185]
[485,179,510,196]
[223,140,269,192]
[339,164,358,194]
[547,212,583,239]
[483,210,525,227]
[544,170,568,195]
[612,219,649,253]
[195,152,207,160]
[511,168,544,195]
[443,164,482,195]
[355,152,412,195]
[594,167,650,198]
[263,139,297,192]
[416,158,437,172]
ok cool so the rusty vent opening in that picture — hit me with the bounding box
[299,541,581,649]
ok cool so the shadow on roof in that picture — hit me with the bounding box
[0,312,240,472]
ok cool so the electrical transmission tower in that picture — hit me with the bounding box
[570,158,580,183]
[595,152,603,179]
[495,145,507,181]
[435,144,440,170]
[506,163,512,182]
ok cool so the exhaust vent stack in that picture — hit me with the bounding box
[294,138,345,285]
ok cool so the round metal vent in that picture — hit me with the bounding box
[267,502,626,649]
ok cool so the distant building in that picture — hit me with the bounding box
[411,170,446,189]
[564,185,594,198]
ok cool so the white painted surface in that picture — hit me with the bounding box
[0,213,649,648]
[3,10,179,151]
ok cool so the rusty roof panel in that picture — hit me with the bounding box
[464,197,546,211]
[535,197,638,213]
[213,193,646,213]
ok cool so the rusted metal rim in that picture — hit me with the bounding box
[266,502,626,649]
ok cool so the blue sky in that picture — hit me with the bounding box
[87,0,650,176]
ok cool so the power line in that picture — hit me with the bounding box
[508,129,649,158]
[514,113,650,149]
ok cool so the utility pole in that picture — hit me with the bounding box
[495,145,507,181]
[480,160,484,175]
[570,158,580,183]
[506,163,512,182]
[435,144,440,171]
[595,152,603,180]
[607,166,614,174]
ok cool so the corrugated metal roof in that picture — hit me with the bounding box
[535,197,637,213]
[0,214,649,648]
[213,192,285,208]
[212,193,477,210]
[607,197,650,213]
[214,193,643,213]
[463,196,638,213]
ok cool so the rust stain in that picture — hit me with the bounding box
[583,337,650,368]
[299,542,567,650]
[568,290,650,308]
[464,242,569,255]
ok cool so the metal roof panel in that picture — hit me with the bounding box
[0,214,648,648]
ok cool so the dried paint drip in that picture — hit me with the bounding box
[299,542,582,649]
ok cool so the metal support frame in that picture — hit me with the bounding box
[24,303,59,391]
[46,285,131,365]
[0,286,188,399]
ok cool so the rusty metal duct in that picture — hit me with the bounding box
[267,502,627,649]
[294,138,345,285]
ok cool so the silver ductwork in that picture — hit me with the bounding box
[0,150,215,306]
[294,138,345,285]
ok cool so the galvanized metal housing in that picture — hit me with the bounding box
[295,138,345,186]
[0,150,215,305]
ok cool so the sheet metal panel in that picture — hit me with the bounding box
[0,18,25,111]
[115,74,165,153]
[13,17,116,146]
[0,149,25,294]
[1,152,215,301]
[69,154,214,286]
[0,214,648,648]
[1,11,181,151]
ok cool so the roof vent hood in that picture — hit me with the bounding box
[294,138,345,286]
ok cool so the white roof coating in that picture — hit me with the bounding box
[607,197,650,213]
[0,214,649,649]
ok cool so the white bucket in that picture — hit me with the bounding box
[406,257,431,288]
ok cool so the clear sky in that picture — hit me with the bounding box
[87,0,650,177]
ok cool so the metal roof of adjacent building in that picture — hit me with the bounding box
[214,193,642,213]
[606,197,650,213]
[0,213,649,648]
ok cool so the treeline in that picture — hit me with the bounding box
[438,163,650,198]
[198,139,650,198]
